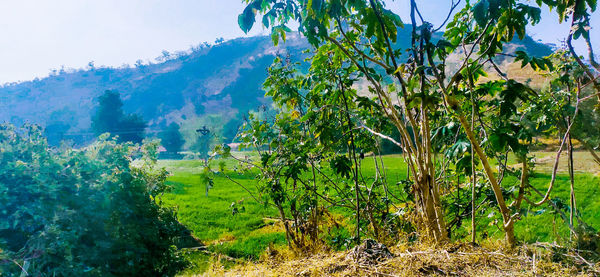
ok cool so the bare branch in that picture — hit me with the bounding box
[566,17,600,102]
[531,85,582,206]
[359,124,403,149]
[433,0,462,33]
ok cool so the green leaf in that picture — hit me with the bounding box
[271,31,280,45]
[473,0,490,27]
[515,50,530,68]
[309,0,324,14]
[436,39,454,50]
[329,155,353,179]
[238,5,256,33]
[587,0,598,11]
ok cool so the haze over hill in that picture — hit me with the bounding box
[0,33,309,145]
[0,30,552,146]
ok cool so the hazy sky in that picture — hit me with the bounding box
[0,0,596,84]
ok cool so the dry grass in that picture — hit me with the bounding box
[479,62,551,90]
[197,241,597,277]
[501,149,599,175]
[531,151,600,175]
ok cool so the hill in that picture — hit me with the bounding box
[0,30,553,147]
[0,33,310,146]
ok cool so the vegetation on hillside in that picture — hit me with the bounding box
[92,90,147,144]
[159,122,185,158]
[0,24,551,150]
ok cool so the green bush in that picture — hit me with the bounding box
[0,124,188,276]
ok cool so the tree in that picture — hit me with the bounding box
[238,0,600,247]
[92,90,147,144]
[92,90,123,134]
[223,116,243,143]
[159,122,185,154]
[44,108,76,146]
[213,55,403,250]
[44,121,70,146]
[119,113,147,144]
[191,132,212,161]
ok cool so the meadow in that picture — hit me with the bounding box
[158,151,600,273]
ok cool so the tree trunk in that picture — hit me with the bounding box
[416,173,447,242]
[568,130,576,238]
[456,113,515,246]
[471,150,477,244]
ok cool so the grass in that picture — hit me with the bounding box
[217,242,591,276]
[159,161,280,246]
[158,151,600,274]
[158,158,283,274]
[516,172,600,243]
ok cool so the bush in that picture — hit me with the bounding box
[0,124,189,276]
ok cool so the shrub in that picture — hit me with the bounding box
[0,124,188,276]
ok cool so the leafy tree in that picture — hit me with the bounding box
[159,122,185,154]
[92,90,147,144]
[118,114,147,143]
[44,108,77,146]
[92,90,123,134]
[223,116,243,143]
[191,131,213,161]
[214,56,402,250]
[44,121,70,146]
[519,49,600,239]
[0,124,189,276]
[238,0,599,247]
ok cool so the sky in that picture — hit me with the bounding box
[0,0,596,84]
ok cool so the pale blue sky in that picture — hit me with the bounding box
[0,0,596,84]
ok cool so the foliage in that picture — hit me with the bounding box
[0,36,313,148]
[191,132,213,161]
[0,124,188,276]
[44,121,71,147]
[159,122,185,154]
[212,54,410,252]
[236,0,600,248]
[91,90,148,144]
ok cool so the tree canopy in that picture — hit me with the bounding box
[92,90,147,144]
[230,0,600,248]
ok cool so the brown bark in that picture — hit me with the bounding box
[456,113,516,246]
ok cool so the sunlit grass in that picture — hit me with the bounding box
[158,151,600,272]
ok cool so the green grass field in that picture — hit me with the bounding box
[158,152,600,274]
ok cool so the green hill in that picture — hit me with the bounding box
[0,31,552,147]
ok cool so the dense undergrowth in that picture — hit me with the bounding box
[0,125,192,276]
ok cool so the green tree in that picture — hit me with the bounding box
[223,116,243,143]
[191,132,212,161]
[215,56,399,250]
[44,121,70,146]
[44,108,76,146]
[91,90,123,135]
[159,122,185,154]
[91,90,147,144]
[238,0,600,247]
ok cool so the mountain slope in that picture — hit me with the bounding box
[0,34,309,143]
[0,31,552,146]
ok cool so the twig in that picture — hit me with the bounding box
[358,265,399,277]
